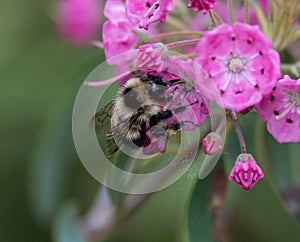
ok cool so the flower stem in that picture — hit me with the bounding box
[212,11,224,25]
[233,120,247,154]
[148,31,203,40]
[244,0,249,23]
[228,0,235,24]
[208,10,217,27]
[84,71,131,87]
[249,0,268,34]
[165,38,201,49]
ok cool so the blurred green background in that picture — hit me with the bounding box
[1,0,300,242]
[0,0,101,241]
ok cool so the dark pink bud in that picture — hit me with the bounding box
[187,0,217,14]
[229,154,264,190]
[202,132,223,155]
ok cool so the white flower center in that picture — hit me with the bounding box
[229,57,244,73]
[289,91,300,106]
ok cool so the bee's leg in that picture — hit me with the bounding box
[130,121,146,147]
[150,100,200,128]
[160,100,199,118]
[169,79,182,84]
[165,120,199,134]
[165,85,183,102]
[127,108,148,147]
[150,110,173,127]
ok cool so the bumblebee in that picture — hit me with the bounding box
[92,73,198,157]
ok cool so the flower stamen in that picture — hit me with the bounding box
[275,101,296,120]
[143,1,159,18]
[229,57,244,73]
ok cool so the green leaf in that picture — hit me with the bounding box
[198,152,221,179]
[106,149,206,242]
[188,176,215,242]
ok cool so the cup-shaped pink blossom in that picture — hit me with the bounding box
[126,0,173,30]
[102,0,138,61]
[57,0,101,45]
[202,132,223,155]
[102,20,138,60]
[195,23,281,112]
[229,154,264,190]
[136,44,167,72]
[255,75,300,143]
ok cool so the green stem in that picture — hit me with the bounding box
[212,11,224,25]
[208,10,217,27]
[244,0,249,23]
[148,31,203,40]
[165,38,201,49]
[249,0,268,35]
[228,0,235,24]
[233,121,247,154]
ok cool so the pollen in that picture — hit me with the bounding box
[228,57,244,73]
[289,91,300,106]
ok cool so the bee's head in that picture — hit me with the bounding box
[144,74,170,100]
[148,82,168,100]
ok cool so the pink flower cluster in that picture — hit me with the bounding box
[60,0,299,190]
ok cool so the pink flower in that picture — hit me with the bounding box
[187,0,216,13]
[202,132,223,155]
[229,154,264,190]
[136,44,167,72]
[137,48,210,131]
[102,21,138,60]
[195,23,281,112]
[255,75,300,143]
[143,126,168,154]
[104,0,127,23]
[164,85,209,130]
[57,0,101,45]
[102,0,138,60]
[126,0,173,30]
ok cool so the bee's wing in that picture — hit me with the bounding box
[90,101,120,158]
[106,132,120,158]
[91,100,115,132]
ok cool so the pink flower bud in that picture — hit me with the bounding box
[57,0,101,45]
[202,132,223,155]
[187,0,217,14]
[229,154,264,190]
